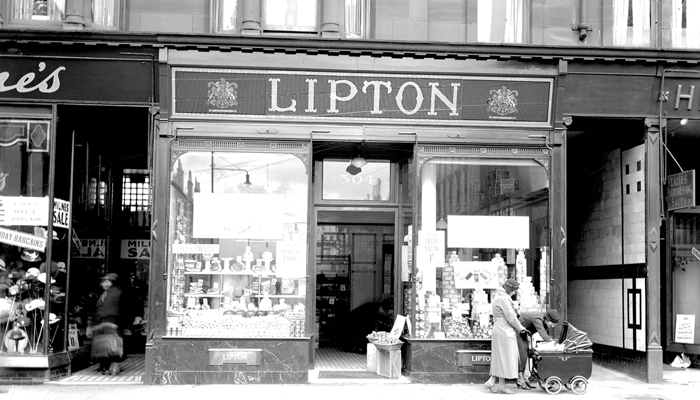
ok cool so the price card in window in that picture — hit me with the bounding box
[388,315,407,339]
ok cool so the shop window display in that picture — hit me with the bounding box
[413,156,550,339]
[166,145,308,338]
[1,117,67,355]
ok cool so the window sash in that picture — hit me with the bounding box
[612,0,651,46]
[13,0,65,21]
[477,0,525,44]
[216,0,238,32]
[92,0,120,27]
[344,0,365,38]
[671,0,700,48]
[263,0,318,32]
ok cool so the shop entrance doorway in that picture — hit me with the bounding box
[315,209,396,367]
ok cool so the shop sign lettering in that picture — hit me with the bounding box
[173,68,553,126]
[121,239,151,259]
[0,196,49,226]
[0,62,64,94]
[78,238,106,258]
[208,349,262,366]
[666,170,696,211]
[457,350,491,366]
[663,78,700,119]
[53,198,70,229]
[0,226,47,251]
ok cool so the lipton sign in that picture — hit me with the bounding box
[172,68,553,127]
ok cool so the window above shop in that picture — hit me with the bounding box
[213,0,367,38]
[3,0,120,29]
[474,0,529,44]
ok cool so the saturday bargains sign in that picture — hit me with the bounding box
[172,68,553,126]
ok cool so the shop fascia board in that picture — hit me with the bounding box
[166,121,553,145]
[165,49,558,78]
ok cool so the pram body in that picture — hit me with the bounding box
[528,321,593,395]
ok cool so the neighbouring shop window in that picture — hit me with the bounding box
[670,0,700,49]
[476,0,528,43]
[321,160,391,201]
[1,116,66,356]
[671,212,700,345]
[611,0,651,47]
[12,0,64,21]
[263,0,317,33]
[166,145,308,338]
[92,0,120,28]
[413,156,550,339]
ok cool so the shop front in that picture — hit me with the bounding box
[148,47,565,384]
[0,40,156,382]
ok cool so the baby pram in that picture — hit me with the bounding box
[527,321,593,395]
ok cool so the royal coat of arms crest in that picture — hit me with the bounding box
[207,78,238,109]
[487,86,519,116]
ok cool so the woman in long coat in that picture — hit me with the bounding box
[91,273,123,375]
[485,278,526,394]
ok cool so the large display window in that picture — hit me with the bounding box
[412,148,550,339]
[165,141,309,338]
[0,112,67,356]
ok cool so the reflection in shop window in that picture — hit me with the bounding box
[13,0,64,21]
[322,160,391,201]
[415,157,550,339]
[122,169,151,227]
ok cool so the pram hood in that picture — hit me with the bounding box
[559,322,593,353]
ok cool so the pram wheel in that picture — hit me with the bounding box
[544,376,563,395]
[569,376,588,395]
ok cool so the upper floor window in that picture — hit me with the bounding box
[92,0,120,28]
[263,0,317,33]
[215,0,238,32]
[612,0,651,47]
[13,0,64,22]
[344,0,366,38]
[476,0,527,43]
[670,0,700,49]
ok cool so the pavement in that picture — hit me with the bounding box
[1,363,699,400]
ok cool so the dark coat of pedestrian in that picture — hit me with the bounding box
[90,273,123,375]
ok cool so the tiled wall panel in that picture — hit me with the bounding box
[622,145,645,264]
[568,279,623,347]
[572,149,623,266]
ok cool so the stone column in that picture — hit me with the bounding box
[241,0,262,35]
[63,0,85,30]
[321,0,342,38]
[644,117,663,384]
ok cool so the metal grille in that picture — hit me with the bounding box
[419,145,548,157]
[173,140,308,152]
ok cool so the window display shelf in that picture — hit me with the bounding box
[184,294,225,297]
[251,294,304,299]
[184,271,277,276]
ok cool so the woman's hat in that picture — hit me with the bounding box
[16,316,31,327]
[0,259,6,271]
[40,313,60,325]
[546,309,560,324]
[25,268,40,279]
[101,273,118,282]
[25,298,45,311]
[504,278,520,291]
[37,273,56,284]
[21,250,44,263]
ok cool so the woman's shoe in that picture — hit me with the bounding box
[484,381,497,393]
[515,381,531,390]
[525,380,536,389]
[495,387,515,394]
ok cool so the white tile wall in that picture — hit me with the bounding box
[622,145,645,264]
[568,279,623,347]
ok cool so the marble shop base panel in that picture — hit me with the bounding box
[147,337,312,385]
[152,371,308,384]
[404,339,491,384]
[405,371,490,384]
